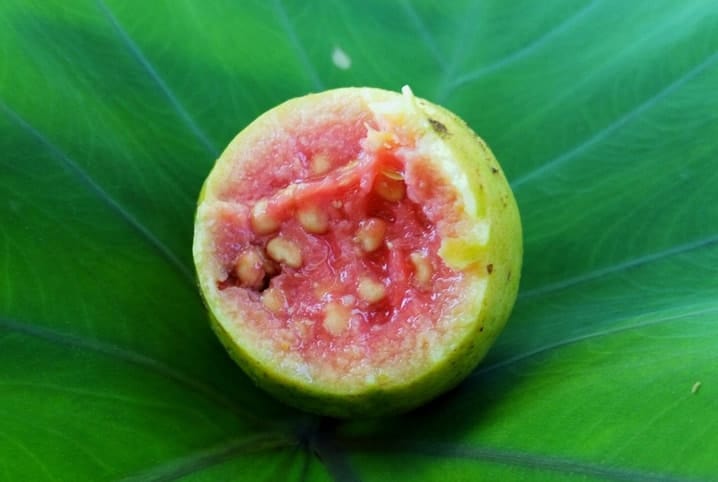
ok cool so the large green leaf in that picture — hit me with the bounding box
[1,0,717,480]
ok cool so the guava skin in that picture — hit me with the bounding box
[193,87,522,417]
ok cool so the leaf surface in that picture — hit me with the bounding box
[1,0,717,480]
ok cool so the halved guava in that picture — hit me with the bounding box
[193,86,522,417]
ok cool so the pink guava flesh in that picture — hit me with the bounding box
[205,111,469,378]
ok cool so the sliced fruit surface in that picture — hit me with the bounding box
[193,87,521,416]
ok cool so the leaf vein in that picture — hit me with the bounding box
[272,0,324,91]
[0,381,225,432]
[0,407,113,473]
[474,304,718,376]
[119,433,294,481]
[396,441,710,482]
[297,448,312,482]
[520,233,718,299]
[511,47,718,189]
[314,423,362,482]
[94,0,220,158]
[0,101,195,286]
[0,316,271,429]
[399,0,446,70]
[0,430,58,482]
[449,0,600,91]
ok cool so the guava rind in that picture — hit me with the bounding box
[193,87,522,417]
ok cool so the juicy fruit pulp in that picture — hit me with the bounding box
[193,87,522,417]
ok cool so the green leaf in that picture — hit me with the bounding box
[1,0,717,480]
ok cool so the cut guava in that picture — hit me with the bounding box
[193,86,522,417]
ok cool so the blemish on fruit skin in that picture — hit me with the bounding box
[491,167,499,174]
[428,118,448,137]
[486,264,494,275]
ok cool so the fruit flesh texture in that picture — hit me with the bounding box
[193,87,522,416]
[208,137,467,384]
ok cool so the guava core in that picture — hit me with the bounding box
[193,86,522,417]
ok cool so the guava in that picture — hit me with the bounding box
[192,86,522,417]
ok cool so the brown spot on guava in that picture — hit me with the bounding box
[428,118,449,137]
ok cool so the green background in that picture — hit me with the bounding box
[1,0,717,480]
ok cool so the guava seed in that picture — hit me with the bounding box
[323,301,351,335]
[355,218,387,253]
[297,204,329,234]
[251,199,280,234]
[357,277,386,304]
[410,251,432,288]
[266,237,303,268]
[234,248,266,289]
[374,175,406,202]
[311,153,331,175]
